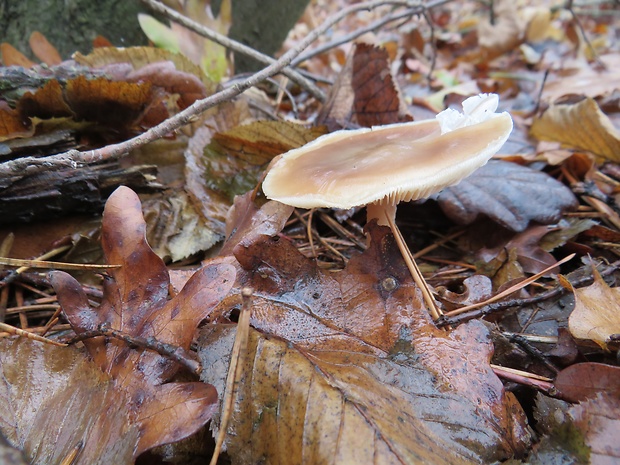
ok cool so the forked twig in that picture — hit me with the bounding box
[140,0,326,101]
[0,0,449,178]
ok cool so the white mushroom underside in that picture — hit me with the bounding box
[262,113,513,209]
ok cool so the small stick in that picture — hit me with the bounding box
[491,364,554,394]
[0,257,121,271]
[443,253,575,317]
[0,322,67,346]
[210,287,252,465]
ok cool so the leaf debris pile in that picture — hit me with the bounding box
[1,0,620,463]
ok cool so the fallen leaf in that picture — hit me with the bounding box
[554,363,620,403]
[530,96,620,161]
[0,43,35,68]
[184,100,254,240]
[436,274,493,310]
[28,31,61,66]
[0,339,138,464]
[569,393,620,464]
[126,61,207,110]
[0,186,237,463]
[436,160,578,232]
[477,224,560,276]
[477,0,525,60]
[0,101,33,142]
[318,42,412,130]
[542,54,620,103]
[17,79,73,120]
[142,190,221,262]
[64,76,153,127]
[530,393,590,463]
[203,221,531,463]
[74,46,215,91]
[202,120,325,200]
[567,268,620,350]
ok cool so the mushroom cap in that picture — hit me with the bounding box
[262,94,513,209]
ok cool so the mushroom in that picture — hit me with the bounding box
[262,93,513,319]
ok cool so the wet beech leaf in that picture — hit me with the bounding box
[0,186,237,463]
[204,221,531,463]
[0,339,138,465]
[436,160,578,232]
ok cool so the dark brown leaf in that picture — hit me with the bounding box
[0,101,33,142]
[437,160,578,232]
[555,363,620,403]
[30,186,238,461]
[318,42,412,130]
[0,339,138,464]
[17,79,73,120]
[64,76,153,127]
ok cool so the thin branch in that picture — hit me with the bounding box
[68,323,202,375]
[439,259,620,326]
[291,0,454,67]
[140,0,326,102]
[292,7,418,66]
[0,0,425,178]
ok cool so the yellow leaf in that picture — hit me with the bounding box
[568,267,620,350]
[530,97,620,161]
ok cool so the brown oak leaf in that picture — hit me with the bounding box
[0,186,235,464]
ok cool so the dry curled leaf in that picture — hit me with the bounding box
[567,267,620,350]
[0,186,237,463]
[436,160,578,232]
[203,220,531,464]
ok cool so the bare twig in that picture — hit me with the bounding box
[140,0,326,102]
[292,7,418,66]
[439,259,620,326]
[68,323,202,374]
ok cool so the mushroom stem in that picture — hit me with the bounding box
[367,202,397,227]
[384,213,443,321]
